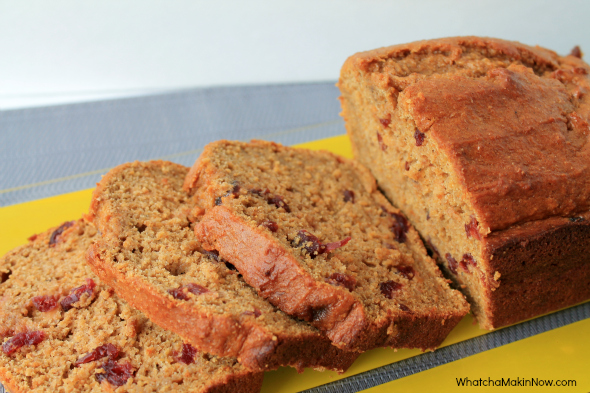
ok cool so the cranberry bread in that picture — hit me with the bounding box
[0,220,263,393]
[338,36,590,329]
[88,160,357,372]
[185,140,468,352]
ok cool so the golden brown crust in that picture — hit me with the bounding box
[89,160,358,372]
[341,36,590,233]
[342,36,561,74]
[403,66,589,232]
[195,206,365,348]
[339,36,590,330]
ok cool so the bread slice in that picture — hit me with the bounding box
[0,219,263,393]
[87,160,357,372]
[338,36,590,329]
[185,140,468,352]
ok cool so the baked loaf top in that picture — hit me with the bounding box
[186,140,468,352]
[0,220,263,393]
[88,160,357,372]
[341,36,590,233]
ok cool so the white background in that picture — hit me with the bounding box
[1,0,589,109]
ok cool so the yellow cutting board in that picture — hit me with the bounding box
[1,135,587,392]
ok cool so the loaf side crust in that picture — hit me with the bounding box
[480,214,590,328]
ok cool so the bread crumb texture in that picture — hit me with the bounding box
[0,220,262,393]
[187,140,468,352]
[88,160,357,372]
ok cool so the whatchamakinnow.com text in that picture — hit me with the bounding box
[456,377,577,387]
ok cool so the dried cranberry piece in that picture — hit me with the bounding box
[174,343,199,365]
[292,230,350,258]
[229,182,241,195]
[293,230,322,257]
[399,304,411,312]
[379,118,391,127]
[376,132,388,151]
[215,182,241,205]
[459,254,477,272]
[380,281,402,299]
[169,283,209,300]
[323,237,351,253]
[343,190,355,203]
[390,213,410,243]
[32,295,58,312]
[95,359,134,386]
[465,216,481,240]
[76,344,119,366]
[325,273,356,292]
[445,253,458,275]
[260,220,279,232]
[28,234,38,242]
[404,161,410,171]
[414,129,425,146]
[242,309,262,318]
[570,45,582,58]
[396,265,415,280]
[49,221,74,246]
[249,188,291,212]
[2,331,46,355]
[60,279,96,311]
[267,195,291,212]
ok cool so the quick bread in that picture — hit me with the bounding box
[185,140,468,352]
[87,160,358,372]
[0,220,263,393]
[338,36,590,329]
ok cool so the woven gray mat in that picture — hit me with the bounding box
[1,83,588,392]
[0,82,344,207]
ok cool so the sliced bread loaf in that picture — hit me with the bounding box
[0,219,263,393]
[88,160,357,371]
[185,140,469,352]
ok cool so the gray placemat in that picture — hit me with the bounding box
[1,83,588,393]
[0,82,344,207]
